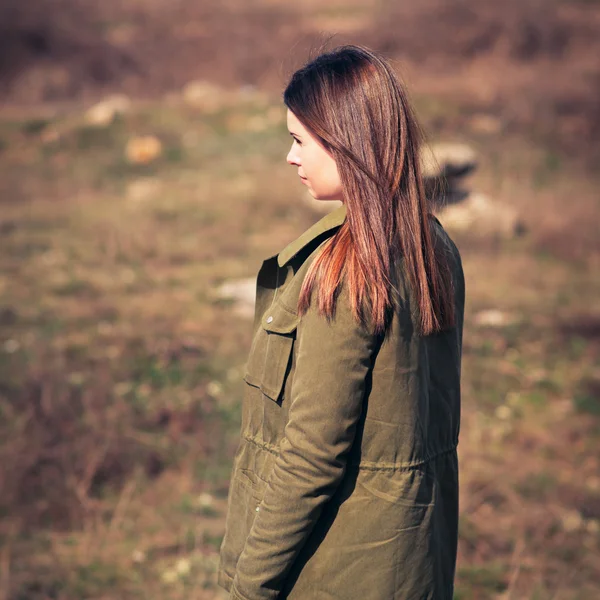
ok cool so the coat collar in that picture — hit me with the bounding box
[277,203,347,268]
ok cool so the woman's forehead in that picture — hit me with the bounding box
[286,109,301,130]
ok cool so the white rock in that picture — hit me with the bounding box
[161,569,178,584]
[175,558,191,576]
[561,509,584,533]
[494,405,512,420]
[421,143,478,179]
[126,178,162,203]
[207,381,223,397]
[586,519,600,535]
[196,492,214,508]
[435,192,523,238]
[125,135,162,165]
[85,94,131,127]
[3,339,19,353]
[216,278,256,318]
[183,80,227,113]
[474,309,511,327]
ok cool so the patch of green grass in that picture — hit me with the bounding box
[196,460,234,485]
[458,514,479,547]
[163,144,185,163]
[53,278,99,297]
[198,504,220,518]
[574,394,600,416]
[129,355,185,389]
[103,157,160,183]
[474,339,496,357]
[572,377,600,416]
[200,531,223,551]
[535,377,563,394]
[69,561,130,597]
[3,239,51,259]
[550,541,586,564]
[456,563,508,595]
[14,576,66,600]
[522,391,548,408]
[468,358,522,408]
[75,124,119,150]
[532,150,563,189]
[21,118,51,136]
[515,471,558,499]
[568,336,588,359]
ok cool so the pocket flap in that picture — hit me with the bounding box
[261,301,300,334]
[244,299,300,402]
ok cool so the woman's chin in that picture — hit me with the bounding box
[309,191,339,202]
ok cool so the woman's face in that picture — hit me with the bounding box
[286,109,343,201]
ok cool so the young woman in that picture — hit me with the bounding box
[218,45,465,600]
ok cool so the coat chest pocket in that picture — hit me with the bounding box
[243,299,300,403]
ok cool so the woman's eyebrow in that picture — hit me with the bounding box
[288,131,302,139]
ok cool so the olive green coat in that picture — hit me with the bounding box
[217,203,465,600]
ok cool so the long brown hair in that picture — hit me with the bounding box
[283,44,455,336]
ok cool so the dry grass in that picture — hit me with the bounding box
[0,83,598,599]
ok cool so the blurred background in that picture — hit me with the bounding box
[0,0,599,598]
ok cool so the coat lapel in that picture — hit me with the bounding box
[254,204,347,319]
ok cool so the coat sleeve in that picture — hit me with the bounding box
[229,285,379,600]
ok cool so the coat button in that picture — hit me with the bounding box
[266,316,273,323]
[255,506,260,512]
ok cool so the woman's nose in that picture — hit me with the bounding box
[287,145,299,166]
